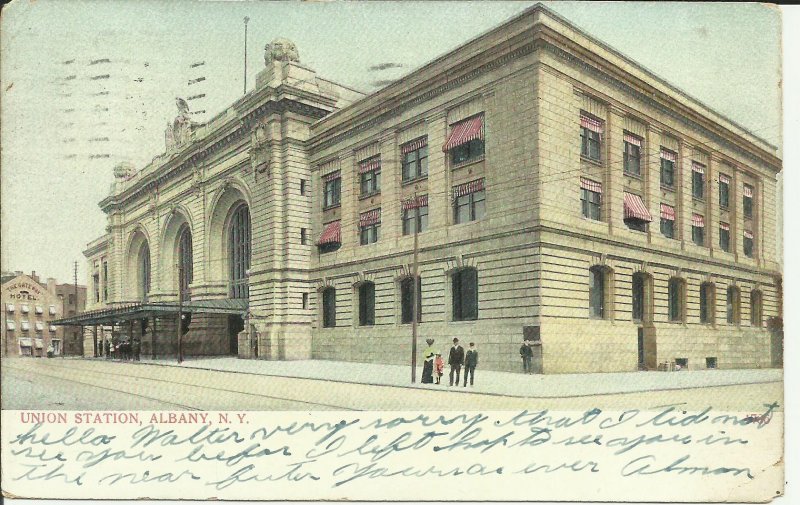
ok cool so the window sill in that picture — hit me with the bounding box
[692,197,705,204]
[453,217,485,226]
[623,171,643,180]
[660,185,675,192]
[451,156,485,171]
[402,175,428,186]
[580,155,603,167]
[323,204,341,211]
[359,191,381,200]
[720,205,729,211]
[451,319,478,324]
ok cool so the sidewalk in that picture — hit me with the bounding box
[128,356,783,399]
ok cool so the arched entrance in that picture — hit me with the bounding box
[226,202,250,355]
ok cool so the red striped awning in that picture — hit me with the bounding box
[691,213,705,228]
[580,114,603,134]
[660,149,677,162]
[358,156,381,174]
[442,115,484,152]
[623,192,653,222]
[317,221,341,245]
[720,222,730,231]
[719,173,731,184]
[402,194,428,211]
[660,203,675,221]
[580,177,602,193]
[743,184,754,197]
[744,230,754,239]
[359,209,381,227]
[401,136,428,154]
[323,170,341,182]
[452,178,485,200]
[692,162,705,174]
[623,132,642,147]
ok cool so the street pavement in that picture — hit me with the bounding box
[1,357,783,411]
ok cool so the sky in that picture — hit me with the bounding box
[0,1,783,283]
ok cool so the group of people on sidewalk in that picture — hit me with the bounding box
[102,338,141,361]
[421,337,479,387]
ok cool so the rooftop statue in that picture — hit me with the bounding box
[264,38,299,65]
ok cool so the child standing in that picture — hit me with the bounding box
[434,353,444,384]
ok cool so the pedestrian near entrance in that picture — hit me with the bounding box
[421,338,435,384]
[520,340,533,374]
[448,338,464,386]
[133,337,141,361]
[463,342,478,387]
[104,339,111,359]
[434,353,444,384]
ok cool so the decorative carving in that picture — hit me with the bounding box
[165,97,196,151]
[113,161,136,180]
[264,38,299,65]
[148,191,158,217]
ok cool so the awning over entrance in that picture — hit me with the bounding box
[50,299,248,326]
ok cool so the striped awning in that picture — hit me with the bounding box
[317,221,341,245]
[719,173,731,184]
[358,156,381,174]
[443,115,484,152]
[580,177,602,193]
[744,230,754,239]
[359,209,381,227]
[452,178,485,200]
[660,149,677,162]
[743,184,754,197]
[691,213,705,228]
[623,192,652,222]
[402,194,428,211]
[660,203,675,221]
[623,132,642,146]
[401,136,428,154]
[580,114,603,134]
[323,170,341,183]
[692,162,705,174]
[720,222,730,231]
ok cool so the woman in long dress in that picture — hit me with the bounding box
[421,338,435,383]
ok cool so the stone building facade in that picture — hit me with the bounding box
[1,271,86,357]
[82,6,782,373]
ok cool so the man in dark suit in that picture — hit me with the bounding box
[448,338,465,386]
[463,342,478,387]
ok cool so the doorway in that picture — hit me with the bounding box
[228,315,243,355]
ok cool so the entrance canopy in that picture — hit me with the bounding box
[51,299,248,326]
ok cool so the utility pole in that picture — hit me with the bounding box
[243,16,250,95]
[177,263,184,364]
[411,193,419,383]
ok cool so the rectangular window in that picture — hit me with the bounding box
[452,269,478,321]
[699,284,713,324]
[706,357,717,369]
[322,288,336,328]
[719,224,730,252]
[302,292,309,310]
[359,157,381,196]
[691,214,705,246]
[660,204,675,239]
[358,283,375,326]
[668,279,683,322]
[359,209,381,245]
[660,150,676,188]
[692,162,705,199]
[719,174,730,207]
[452,179,486,224]
[102,260,108,301]
[580,114,603,161]
[743,184,754,218]
[300,228,307,245]
[631,274,645,322]
[93,274,100,302]
[623,133,642,176]
[68,294,75,305]
[323,174,341,208]
[444,115,485,166]
[401,138,428,181]
[300,179,307,196]
[580,178,602,221]
[743,232,754,257]
[402,201,429,235]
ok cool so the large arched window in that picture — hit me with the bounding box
[178,225,193,300]
[139,243,151,301]
[228,204,251,299]
[400,276,422,324]
[589,266,608,319]
[358,282,375,326]
[631,272,652,322]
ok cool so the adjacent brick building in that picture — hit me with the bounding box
[78,5,782,372]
